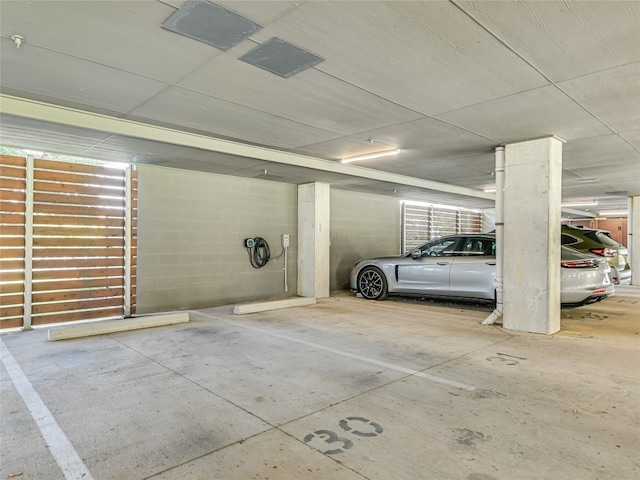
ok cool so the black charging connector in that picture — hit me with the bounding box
[245,237,270,268]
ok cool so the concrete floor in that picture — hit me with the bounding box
[1,288,638,480]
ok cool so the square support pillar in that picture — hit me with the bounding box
[297,182,330,298]
[503,137,564,334]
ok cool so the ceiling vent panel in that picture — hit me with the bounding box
[162,0,262,51]
[239,37,325,78]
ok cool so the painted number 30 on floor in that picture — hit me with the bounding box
[303,417,384,455]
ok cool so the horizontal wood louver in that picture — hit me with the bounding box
[402,204,432,254]
[402,203,483,254]
[431,206,459,238]
[459,210,483,234]
[0,155,27,329]
[31,159,127,326]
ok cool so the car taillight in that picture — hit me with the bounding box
[561,260,597,268]
[589,248,615,257]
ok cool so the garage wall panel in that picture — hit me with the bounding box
[330,190,400,291]
[135,165,297,313]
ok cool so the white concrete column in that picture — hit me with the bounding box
[297,182,330,298]
[629,196,640,286]
[503,136,564,334]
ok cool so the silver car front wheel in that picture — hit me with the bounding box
[358,267,388,300]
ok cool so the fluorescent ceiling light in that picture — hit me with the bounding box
[561,201,599,207]
[597,211,628,216]
[341,149,399,164]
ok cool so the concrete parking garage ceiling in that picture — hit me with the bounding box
[1,0,638,214]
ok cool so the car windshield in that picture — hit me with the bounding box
[583,230,620,247]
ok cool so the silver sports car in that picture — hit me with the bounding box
[350,234,614,307]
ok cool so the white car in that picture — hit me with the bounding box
[350,234,614,307]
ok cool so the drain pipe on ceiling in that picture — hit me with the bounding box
[483,146,505,326]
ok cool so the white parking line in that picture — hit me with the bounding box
[196,311,477,391]
[0,338,95,480]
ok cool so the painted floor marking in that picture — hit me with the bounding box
[1,338,95,480]
[196,311,476,391]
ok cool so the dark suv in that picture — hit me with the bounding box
[561,225,631,284]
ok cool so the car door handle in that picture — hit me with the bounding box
[436,262,449,266]
[485,261,496,265]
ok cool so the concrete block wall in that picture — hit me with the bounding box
[330,189,401,291]
[136,165,297,314]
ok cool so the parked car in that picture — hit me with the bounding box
[350,234,614,307]
[561,225,631,285]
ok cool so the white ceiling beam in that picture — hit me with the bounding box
[0,94,494,201]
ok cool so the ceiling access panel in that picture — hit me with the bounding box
[162,0,263,51]
[239,37,324,78]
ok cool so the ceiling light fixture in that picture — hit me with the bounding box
[341,149,399,164]
[597,210,628,217]
[10,35,25,48]
[561,201,599,207]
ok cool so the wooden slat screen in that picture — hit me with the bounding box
[0,155,26,329]
[30,159,128,326]
[402,202,483,254]
[431,207,459,239]
[459,210,483,234]
[402,204,431,254]
[1,156,135,329]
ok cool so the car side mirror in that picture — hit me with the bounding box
[411,249,421,259]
